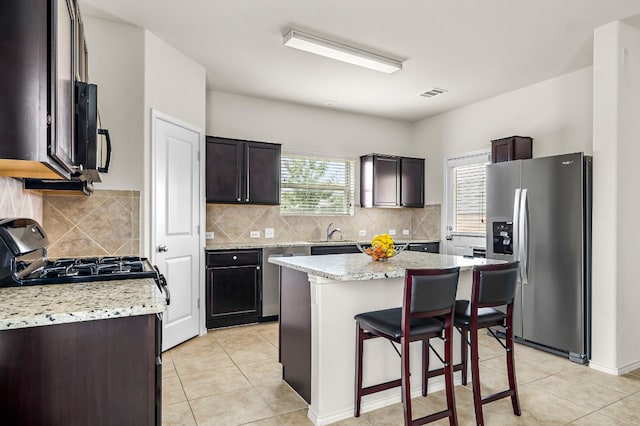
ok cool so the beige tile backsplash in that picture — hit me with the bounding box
[0,177,43,223]
[206,204,441,243]
[43,190,140,258]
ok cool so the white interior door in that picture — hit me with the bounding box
[151,111,203,351]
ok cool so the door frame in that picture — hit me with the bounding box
[150,109,206,337]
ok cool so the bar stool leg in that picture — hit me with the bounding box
[470,328,485,426]
[401,337,412,425]
[460,328,468,386]
[444,320,458,426]
[354,324,364,417]
[422,340,429,396]
[505,313,521,415]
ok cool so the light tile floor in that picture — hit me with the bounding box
[162,322,640,425]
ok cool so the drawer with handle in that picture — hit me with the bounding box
[206,250,261,267]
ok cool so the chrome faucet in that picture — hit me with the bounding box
[326,223,342,241]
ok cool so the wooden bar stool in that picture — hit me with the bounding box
[425,261,521,426]
[354,267,460,426]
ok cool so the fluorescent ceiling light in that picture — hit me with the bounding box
[283,29,403,74]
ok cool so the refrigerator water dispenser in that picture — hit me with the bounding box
[492,221,513,254]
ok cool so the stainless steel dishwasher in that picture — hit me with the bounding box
[261,246,311,320]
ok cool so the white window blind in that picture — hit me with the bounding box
[280,154,355,215]
[453,163,487,234]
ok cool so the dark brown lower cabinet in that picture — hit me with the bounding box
[206,249,262,328]
[0,314,161,426]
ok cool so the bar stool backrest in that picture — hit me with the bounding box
[404,267,460,320]
[474,262,520,308]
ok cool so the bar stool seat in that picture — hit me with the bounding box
[356,308,445,338]
[354,267,461,426]
[453,300,506,326]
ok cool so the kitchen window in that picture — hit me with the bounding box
[280,154,355,215]
[445,151,490,237]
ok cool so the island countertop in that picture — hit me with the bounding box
[268,251,503,282]
[0,278,167,331]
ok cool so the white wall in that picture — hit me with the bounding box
[83,16,145,190]
[591,21,640,374]
[142,31,206,256]
[207,91,413,160]
[412,67,594,205]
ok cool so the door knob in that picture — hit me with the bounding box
[158,244,168,253]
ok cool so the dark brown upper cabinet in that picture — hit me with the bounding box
[206,136,281,205]
[0,0,86,180]
[400,157,425,207]
[491,136,533,163]
[360,154,425,208]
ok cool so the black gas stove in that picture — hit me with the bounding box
[0,218,169,303]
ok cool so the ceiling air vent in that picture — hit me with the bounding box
[419,88,448,98]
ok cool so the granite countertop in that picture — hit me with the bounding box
[268,251,504,282]
[0,278,167,331]
[205,239,440,251]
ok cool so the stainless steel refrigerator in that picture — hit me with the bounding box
[486,152,592,363]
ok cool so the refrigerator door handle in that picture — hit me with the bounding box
[519,189,529,284]
[513,188,522,280]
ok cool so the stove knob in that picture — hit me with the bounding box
[158,244,168,253]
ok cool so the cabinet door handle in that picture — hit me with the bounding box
[237,197,241,202]
[245,198,249,202]
[232,255,238,260]
[256,266,261,270]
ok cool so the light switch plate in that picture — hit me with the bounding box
[402,229,410,235]
[265,228,274,238]
[250,231,260,238]
[205,231,215,239]
[388,229,396,236]
[358,230,367,237]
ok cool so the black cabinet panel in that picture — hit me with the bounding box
[50,0,76,172]
[246,142,281,204]
[491,136,532,163]
[373,156,400,206]
[360,154,424,208]
[408,242,440,253]
[0,0,78,179]
[310,245,360,255]
[206,136,280,205]
[206,249,262,328]
[210,268,259,315]
[401,157,425,207]
[206,139,243,202]
[0,315,158,425]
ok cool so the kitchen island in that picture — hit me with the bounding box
[269,251,502,425]
[0,279,166,425]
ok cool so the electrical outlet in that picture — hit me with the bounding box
[358,230,367,237]
[265,228,274,238]
[402,229,410,236]
[205,231,215,239]
[388,229,396,236]
[250,231,260,238]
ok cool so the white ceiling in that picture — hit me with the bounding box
[80,0,640,122]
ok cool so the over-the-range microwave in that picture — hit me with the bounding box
[25,81,111,195]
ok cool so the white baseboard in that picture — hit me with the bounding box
[307,377,461,425]
[590,359,640,376]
